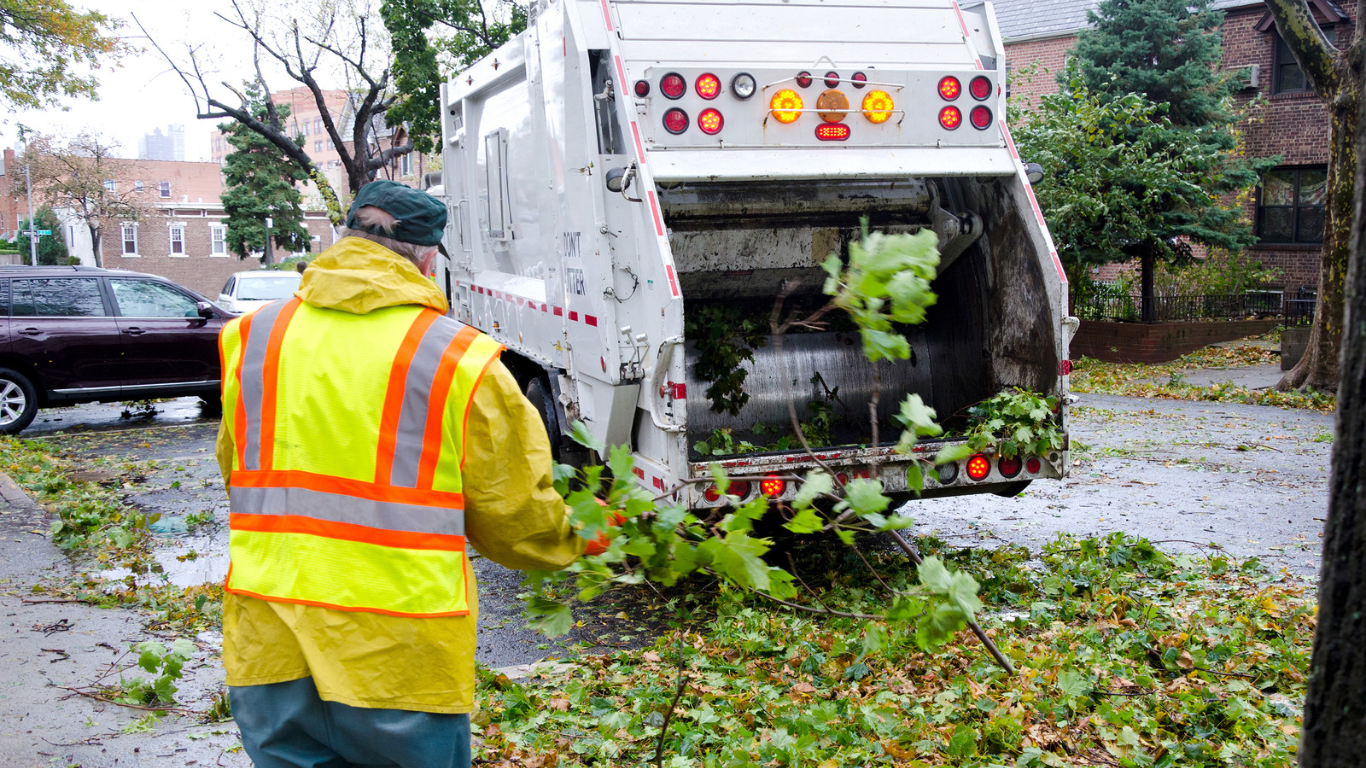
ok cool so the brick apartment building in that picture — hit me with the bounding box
[0,148,33,241]
[973,0,1355,297]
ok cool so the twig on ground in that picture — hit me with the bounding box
[56,686,192,715]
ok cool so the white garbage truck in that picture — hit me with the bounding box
[436,0,1074,510]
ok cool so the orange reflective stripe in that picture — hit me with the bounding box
[230,513,467,552]
[416,325,480,489]
[231,469,464,509]
[375,310,440,485]
[233,311,256,471]
[258,298,302,471]
[461,348,504,470]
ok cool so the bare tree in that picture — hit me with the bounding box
[24,133,150,269]
[135,0,415,223]
[1266,1,1362,393]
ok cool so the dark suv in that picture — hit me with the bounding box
[0,266,231,434]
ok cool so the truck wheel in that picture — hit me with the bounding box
[992,481,1032,498]
[0,368,39,435]
[525,377,560,457]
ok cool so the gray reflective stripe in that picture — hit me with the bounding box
[389,317,462,488]
[238,300,289,471]
[231,486,465,537]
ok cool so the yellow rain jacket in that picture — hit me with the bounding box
[217,237,583,713]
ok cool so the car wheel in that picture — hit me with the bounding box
[200,391,223,416]
[0,368,39,435]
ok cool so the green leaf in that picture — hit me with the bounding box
[1057,668,1092,698]
[946,724,978,757]
[793,471,832,509]
[526,595,574,637]
[151,675,178,704]
[933,444,974,465]
[607,443,634,487]
[784,507,824,534]
[697,531,772,591]
[708,462,730,495]
[844,478,890,516]
[568,420,604,453]
[861,328,911,362]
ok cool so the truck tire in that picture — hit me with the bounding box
[992,481,1032,498]
[525,377,560,457]
[0,368,39,435]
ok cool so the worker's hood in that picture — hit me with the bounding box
[295,236,449,315]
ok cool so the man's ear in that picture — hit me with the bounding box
[419,247,439,277]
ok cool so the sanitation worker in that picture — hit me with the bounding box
[216,180,586,768]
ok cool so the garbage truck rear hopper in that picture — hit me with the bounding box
[438,0,1076,510]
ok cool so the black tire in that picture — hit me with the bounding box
[524,377,560,457]
[200,391,223,416]
[0,368,39,435]
[991,480,1032,498]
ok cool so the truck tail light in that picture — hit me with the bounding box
[660,73,686,99]
[851,72,867,88]
[1026,457,1042,475]
[816,89,849,123]
[939,76,961,100]
[966,454,990,481]
[795,71,813,88]
[663,108,689,134]
[970,76,992,100]
[936,461,959,484]
[770,89,803,123]
[704,480,751,501]
[939,105,962,130]
[634,80,650,97]
[760,475,785,497]
[824,71,840,88]
[970,105,993,130]
[861,90,894,123]
[703,484,722,502]
[698,108,723,134]
[815,124,850,141]
[731,72,756,99]
[695,73,721,100]
[998,455,1022,478]
[835,472,849,486]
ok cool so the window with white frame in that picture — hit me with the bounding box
[159,181,171,199]
[103,179,117,193]
[210,225,227,256]
[169,225,186,256]
[401,153,413,176]
[134,180,144,192]
[121,223,138,256]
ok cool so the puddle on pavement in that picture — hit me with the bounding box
[98,514,230,589]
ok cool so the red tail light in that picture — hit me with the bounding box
[970,105,993,130]
[663,108,689,134]
[998,455,1022,478]
[698,108,723,135]
[939,76,961,100]
[1026,457,1042,475]
[795,71,813,88]
[969,76,992,100]
[815,123,850,141]
[939,106,962,130]
[730,481,751,498]
[660,73,686,99]
[634,80,650,97]
[824,71,840,88]
[851,72,867,89]
[966,454,990,481]
[695,73,721,100]
[835,472,849,486]
[703,484,722,502]
[760,475,785,497]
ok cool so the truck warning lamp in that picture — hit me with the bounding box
[966,454,991,481]
[970,105,993,130]
[770,89,803,123]
[969,75,993,100]
[816,89,849,123]
[939,105,962,130]
[760,475,786,498]
[939,76,961,100]
[998,455,1023,478]
[861,90,894,123]
[851,72,868,89]
[698,108,724,135]
[815,124,850,141]
[695,73,721,100]
[824,71,840,88]
[703,480,751,502]
[660,73,686,99]
[663,108,689,134]
[795,71,813,88]
[634,80,650,97]
[1026,457,1042,475]
[731,73,757,100]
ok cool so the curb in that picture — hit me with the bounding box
[0,470,43,514]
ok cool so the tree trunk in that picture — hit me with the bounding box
[1299,48,1366,766]
[1140,244,1156,323]
[88,222,102,269]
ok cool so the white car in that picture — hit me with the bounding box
[217,271,303,315]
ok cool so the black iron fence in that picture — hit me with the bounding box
[1073,292,1315,324]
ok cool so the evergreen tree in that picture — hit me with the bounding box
[218,82,311,264]
[17,207,70,266]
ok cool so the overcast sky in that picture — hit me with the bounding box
[0,0,351,162]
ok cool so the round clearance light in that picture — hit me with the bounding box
[730,480,751,498]
[795,71,813,88]
[939,105,962,130]
[770,89,803,124]
[939,75,961,100]
[970,105,993,130]
[936,461,959,485]
[663,108,689,134]
[815,123,850,141]
[835,472,849,486]
[966,454,991,481]
[816,89,849,123]
[851,72,867,89]
[969,75,992,100]
[861,90,894,123]
[695,73,721,100]
[824,71,840,88]
[998,455,1023,478]
[634,80,650,97]
[660,72,686,99]
[731,72,757,100]
[698,108,723,135]
[1026,457,1042,475]
[760,475,786,497]
[703,484,722,502]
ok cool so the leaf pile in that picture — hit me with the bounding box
[950,388,1064,461]
[685,304,769,416]
[483,534,1312,767]
[1070,356,1333,413]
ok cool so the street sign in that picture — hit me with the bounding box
[22,230,50,236]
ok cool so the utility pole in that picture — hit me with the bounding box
[18,125,37,268]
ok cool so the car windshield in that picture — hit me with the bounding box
[236,275,301,301]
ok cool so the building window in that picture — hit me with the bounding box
[210,225,227,256]
[1257,166,1327,244]
[134,180,144,192]
[314,119,323,133]
[159,181,171,198]
[169,225,186,256]
[1272,32,1312,94]
[103,179,117,193]
[121,223,138,256]
[401,153,413,177]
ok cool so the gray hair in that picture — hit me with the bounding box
[341,205,436,264]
